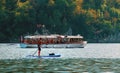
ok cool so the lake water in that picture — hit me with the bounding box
[0,43,120,73]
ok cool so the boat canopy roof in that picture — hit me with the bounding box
[24,34,83,39]
[24,35,57,39]
[66,35,83,38]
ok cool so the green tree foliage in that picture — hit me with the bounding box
[0,0,120,42]
[15,0,36,35]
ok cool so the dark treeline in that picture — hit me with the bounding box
[0,0,120,42]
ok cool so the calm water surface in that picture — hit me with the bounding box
[0,43,120,73]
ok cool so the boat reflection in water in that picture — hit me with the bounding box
[20,34,87,48]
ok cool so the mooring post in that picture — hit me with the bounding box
[38,44,41,56]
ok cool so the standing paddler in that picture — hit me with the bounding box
[38,44,41,56]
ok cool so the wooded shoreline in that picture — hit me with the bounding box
[0,0,120,43]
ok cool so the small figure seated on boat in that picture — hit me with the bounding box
[49,53,55,56]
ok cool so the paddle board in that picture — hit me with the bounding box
[26,54,61,59]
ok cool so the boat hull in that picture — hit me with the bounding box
[20,41,87,48]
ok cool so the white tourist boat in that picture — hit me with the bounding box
[20,34,87,48]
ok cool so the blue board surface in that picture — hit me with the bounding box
[26,54,61,59]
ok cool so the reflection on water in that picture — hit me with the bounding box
[0,58,120,73]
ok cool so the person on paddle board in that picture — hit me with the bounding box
[38,44,41,56]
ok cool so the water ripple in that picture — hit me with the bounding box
[0,58,120,73]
